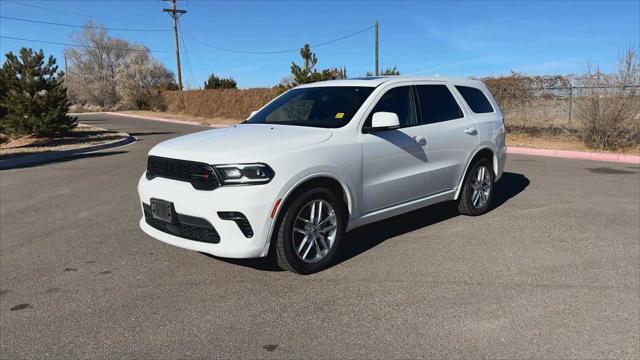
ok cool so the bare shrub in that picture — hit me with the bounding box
[575,48,640,150]
[68,104,84,113]
[163,88,280,120]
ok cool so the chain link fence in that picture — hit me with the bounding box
[484,75,640,132]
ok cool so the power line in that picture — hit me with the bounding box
[4,1,375,57]
[5,0,165,29]
[0,36,172,53]
[181,24,375,55]
[0,16,171,32]
[178,20,196,89]
[310,24,376,48]
[180,19,208,88]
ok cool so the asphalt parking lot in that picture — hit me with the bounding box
[1,113,638,358]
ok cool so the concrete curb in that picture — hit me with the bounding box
[508,146,640,164]
[0,132,136,170]
[103,112,228,128]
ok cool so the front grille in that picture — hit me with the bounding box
[143,204,220,243]
[146,156,220,191]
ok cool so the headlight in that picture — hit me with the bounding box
[214,163,274,185]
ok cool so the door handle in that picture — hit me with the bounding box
[412,135,426,144]
[464,127,478,135]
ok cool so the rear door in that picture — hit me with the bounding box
[415,83,479,195]
[361,85,428,213]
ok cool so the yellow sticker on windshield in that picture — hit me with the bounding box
[335,112,345,119]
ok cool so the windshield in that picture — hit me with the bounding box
[247,86,374,128]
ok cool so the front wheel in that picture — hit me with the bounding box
[275,188,346,274]
[458,158,495,216]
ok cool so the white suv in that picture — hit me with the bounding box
[138,76,506,274]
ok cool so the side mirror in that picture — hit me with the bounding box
[248,110,258,119]
[371,112,400,129]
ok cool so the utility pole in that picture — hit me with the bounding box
[163,0,186,102]
[63,53,68,76]
[374,20,379,76]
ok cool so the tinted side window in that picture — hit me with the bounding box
[415,85,463,124]
[455,85,494,113]
[364,86,416,128]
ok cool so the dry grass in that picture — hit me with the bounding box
[0,125,128,160]
[163,88,281,121]
[507,132,639,155]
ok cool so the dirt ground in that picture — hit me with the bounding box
[0,125,129,160]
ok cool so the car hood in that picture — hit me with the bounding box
[148,124,333,164]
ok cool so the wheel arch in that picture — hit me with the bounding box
[278,174,353,216]
[454,146,497,200]
[263,173,354,255]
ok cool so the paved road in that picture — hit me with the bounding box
[1,113,639,358]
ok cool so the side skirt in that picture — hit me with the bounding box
[346,190,456,231]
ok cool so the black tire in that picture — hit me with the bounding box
[458,158,495,216]
[275,187,346,274]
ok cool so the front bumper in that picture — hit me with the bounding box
[137,174,278,259]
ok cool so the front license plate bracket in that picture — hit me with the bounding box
[150,198,176,224]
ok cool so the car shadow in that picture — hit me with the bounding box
[201,252,286,271]
[370,129,429,163]
[335,172,530,266]
[204,171,530,273]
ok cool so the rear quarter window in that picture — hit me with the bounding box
[415,85,463,124]
[455,85,494,113]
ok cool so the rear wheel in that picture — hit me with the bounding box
[458,158,495,216]
[275,188,346,274]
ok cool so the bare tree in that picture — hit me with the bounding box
[65,22,176,111]
[65,22,131,108]
[576,47,640,150]
[115,48,176,110]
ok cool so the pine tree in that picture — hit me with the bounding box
[299,44,317,72]
[0,48,76,138]
[284,44,348,89]
[0,66,7,122]
[203,73,237,89]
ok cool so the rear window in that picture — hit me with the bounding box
[455,85,494,113]
[415,85,463,124]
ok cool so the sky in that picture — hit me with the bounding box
[1,0,638,89]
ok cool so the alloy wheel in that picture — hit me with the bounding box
[471,165,492,209]
[292,199,338,263]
